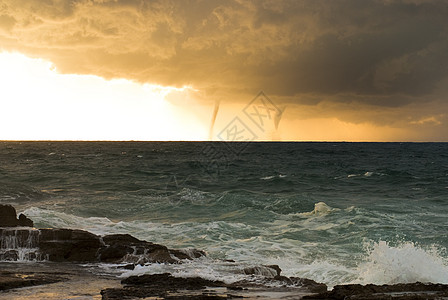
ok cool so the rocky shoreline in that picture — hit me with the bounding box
[2,204,448,299]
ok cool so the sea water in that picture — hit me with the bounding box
[1,141,447,287]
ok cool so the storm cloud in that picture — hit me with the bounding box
[1,0,448,139]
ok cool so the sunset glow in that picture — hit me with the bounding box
[0,53,207,141]
[0,0,447,141]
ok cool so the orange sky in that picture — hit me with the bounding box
[0,0,447,141]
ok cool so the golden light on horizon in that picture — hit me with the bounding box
[0,51,443,142]
[0,52,207,141]
[0,1,447,141]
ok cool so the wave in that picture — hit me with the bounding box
[260,174,287,180]
[356,240,448,285]
[345,171,384,179]
[19,207,448,288]
[299,202,339,217]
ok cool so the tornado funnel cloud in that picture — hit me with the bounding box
[209,100,221,140]
[274,106,286,130]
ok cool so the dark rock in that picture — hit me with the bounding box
[266,265,282,276]
[286,277,328,293]
[18,213,34,227]
[102,234,142,245]
[0,204,19,227]
[122,273,225,289]
[38,228,103,262]
[0,204,34,227]
[99,233,179,264]
[102,273,229,299]
[170,248,207,260]
[303,282,448,300]
[1,205,206,264]
[100,244,134,262]
[242,265,282,277]
[102,272,329,300]
[1,250,19,261]
[147,248,177,264]
[116,264,136,270]
[0,271,65,291]
[99,234,206,264]
[1,225,203,264]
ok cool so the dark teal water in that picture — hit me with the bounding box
[1,142,447,285]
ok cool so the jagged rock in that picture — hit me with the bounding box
[122,273,225,288]
[0,204,19,227]
[1,250,19,261]
[102,273,228,299]
[170,248,207,260]
[18,213,34,227]
[1,226,205,263]
[1,205,206,264]
[274,276,327,293]
[303,282,448,299]
[243,265,282,277]
[102,234,141,245]
[38,228,102,262]
[99,233,180,264]
[116,264,136,270]
[100,244,134,262]
[99,234,206,264]
[0,204,34,227]
[102,272,330,300]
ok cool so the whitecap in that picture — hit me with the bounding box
[260,174,287,180]
[356,240,448,285]
[300,202,338,217]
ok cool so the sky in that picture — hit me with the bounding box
[0,0,447,141]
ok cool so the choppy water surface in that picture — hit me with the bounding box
[1,142,447,286]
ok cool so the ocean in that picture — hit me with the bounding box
[1,141,447,287]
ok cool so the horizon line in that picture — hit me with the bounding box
[1,140,447,143]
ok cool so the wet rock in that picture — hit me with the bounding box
[99,243,134,262]
[0,204,34,227]
[275,276,328,293]
[99,234,206,264]
[102,272,330,300]
[242,265,282,277]
[122,272,225,288]
[99,233,179,264]
[102,234,141,245]
[0,271,65,291]
[102,273,228,299]
[1,205,206,264]
[303,282,448,299]
[170,248,207,260]
[18,213,34,227]
[0,204,18,227]
[0,228,40,261]
[1,250,18,261]
[116,264,136,270]
[38,228,103,262]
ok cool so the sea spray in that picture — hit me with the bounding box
[356,240,448,285]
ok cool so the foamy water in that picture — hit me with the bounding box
[20,204,448,287]
[1,142,448,287]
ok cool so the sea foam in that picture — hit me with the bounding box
[356,240,448,285]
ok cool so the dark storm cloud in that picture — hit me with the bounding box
[1,0,448,108]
